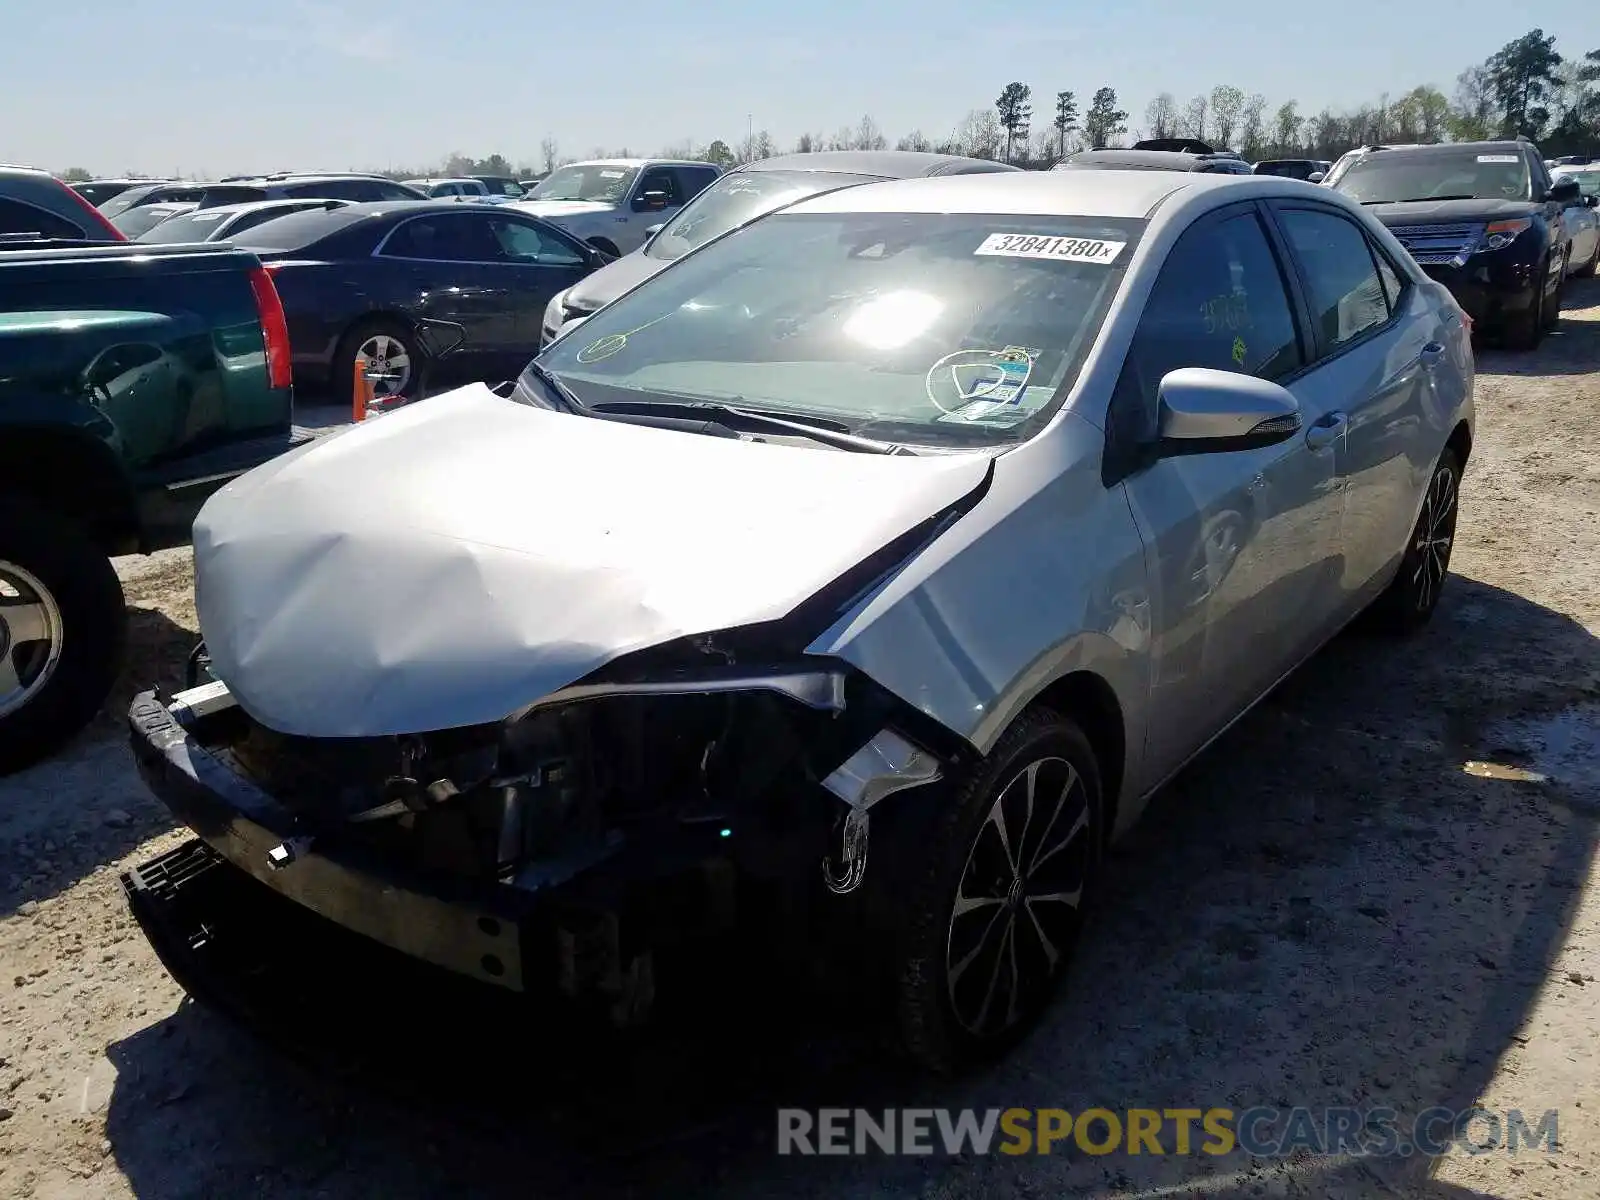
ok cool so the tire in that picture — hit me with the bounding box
[1366,448,1461,635]
[334,317,423,407]
[1504,272,1544,350]
[1542,251,1564,331]
[586,237,621,259]
[0,496,126,774]
[886,707,1103,1075]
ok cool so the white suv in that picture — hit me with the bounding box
[510,158,720,257]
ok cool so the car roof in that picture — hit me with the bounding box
[179,198,346,217]
[556,158,713,170]
[1346,140,1525,159]
[1063,149,1233,171]
[740,150,1021,178]
[782,168,1327,221]
[223,172,396,186]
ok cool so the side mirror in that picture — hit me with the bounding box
[1157,367,1302,453]
[1583,194,1597,209]
[1308,171,1325,184]
[632,190,670,212]
[1547,179,1581,205]
[645,223,664,237]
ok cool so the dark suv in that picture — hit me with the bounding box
[1325,138,1577,349]
[1057,138,1252,175]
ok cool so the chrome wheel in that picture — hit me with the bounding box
[356,333,412,399]
[1412,461,1458,613]
[0,561,64,720]
[945,756,1091,1039]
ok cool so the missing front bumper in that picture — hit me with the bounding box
[128,690,533,991]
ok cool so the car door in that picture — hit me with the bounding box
[377,212,524,375]
[482,214,596,368]
[1112,202,1343,780]
[1266,201,1444,617]
[615,167,684,253]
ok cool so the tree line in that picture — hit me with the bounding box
[57,29,1600,182]
[393,29,1598,179]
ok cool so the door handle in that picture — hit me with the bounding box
[1419,341,1446,367]
[1304,411,1347,451]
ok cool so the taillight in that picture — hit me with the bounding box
[247,265,294,390]
[59,181,127,241]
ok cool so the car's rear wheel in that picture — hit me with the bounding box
[1367,447,1461,634]
[335,317,423,407]
[887,708,1102,1074]
[0,496,126,773]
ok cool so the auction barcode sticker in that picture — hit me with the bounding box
[1477,154,1519,163]
[974,233,1126,264]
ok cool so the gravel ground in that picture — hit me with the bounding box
[2,283,1598,1200]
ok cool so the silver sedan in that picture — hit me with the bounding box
[132,168,1474,1075]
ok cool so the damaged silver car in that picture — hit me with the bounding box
[127,169,1474,1073]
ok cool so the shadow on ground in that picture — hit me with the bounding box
[1474,275,1600,378]
[0,605,194,918]
[95,574,1599,1199]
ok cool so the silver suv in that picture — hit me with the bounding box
[510,158,721,257]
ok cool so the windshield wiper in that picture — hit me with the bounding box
[1374,194,1478,204]
[521,360,587,413]
[588,398,911,455]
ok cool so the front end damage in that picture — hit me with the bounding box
[128,639,953,1027]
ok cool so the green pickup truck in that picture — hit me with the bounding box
[0,242,316,771]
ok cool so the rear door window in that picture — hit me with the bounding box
[0,198,83,238]
[1275,207,1393,351]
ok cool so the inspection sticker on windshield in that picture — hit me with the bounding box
[974,233,1126,264]
[600,169,626,178]
[1477,155,1519,163]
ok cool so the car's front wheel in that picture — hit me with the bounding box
[888,707,1103,1074]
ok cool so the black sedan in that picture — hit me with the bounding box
[227,200,609,401]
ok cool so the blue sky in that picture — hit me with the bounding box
[3,1,1595,175]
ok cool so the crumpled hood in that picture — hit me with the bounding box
[193,385,990,738]
[563,251,667,312]
[1369,197,1539,225]
[510,199,616,220]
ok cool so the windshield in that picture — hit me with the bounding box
[529,164,638,202]
[112,205,191,239]
[532,211,1143,447]
[480,177,525,197]
[645,170,873,262]
[135,208,232,243]
[1333,150,1531,204]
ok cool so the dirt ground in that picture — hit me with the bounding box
[2,281,1598,1200]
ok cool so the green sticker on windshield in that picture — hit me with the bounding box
[1232,336,1247,366]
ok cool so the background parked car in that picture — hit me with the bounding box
[134,198,351,244]
[407,177,488,199]
[470,175,528,200]
[96,182,211,219]
[541,149,1022,346]
[1252,158,1326,182]
[1557,187,1600,276]
[70,178,166,207]
[1327,138,1576,348]
[109,201,197,240]
[513,158,721,257]
[226,199,607,402]
[189,173,428,208]
[0,165,127,242]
